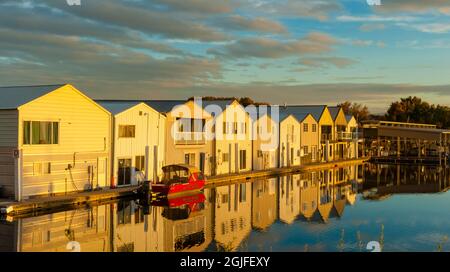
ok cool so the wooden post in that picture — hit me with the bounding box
[418,139,421,158]
[153,145,158,183]
[397,137,401,158]
[14,149,23,202]
[377,136,381,157]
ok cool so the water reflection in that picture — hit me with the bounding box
[2,163,450,252]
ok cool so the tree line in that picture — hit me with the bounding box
[339,96,450,129]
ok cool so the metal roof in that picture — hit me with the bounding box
[278,105,325,121]
[96,101,142,115]
[144,100,187,113]
[201,99,235,113]
[0,84,65,109]
[345,115,354,123]
[327,106,341,120]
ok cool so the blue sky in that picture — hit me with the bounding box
[1,0,450,113]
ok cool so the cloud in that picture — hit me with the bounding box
[132,82,450,114]
[398,23,450,34]
[373,0,450,15]
[245,0,342,21]
[352,40,386,48]
[0,27,221,89]
[337,15,416,22]
[297,57,357,69]
[215,15,287,33]
[359,23,386,32]
[208,32,339,59]
[152,0,238,14]
[34,0,228,42]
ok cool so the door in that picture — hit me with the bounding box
[118,159,132,186]
[199,153,205,174]
[97,157,107,188]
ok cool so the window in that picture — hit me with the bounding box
[239,183,247,202]
[222,153,229,162]
[312,124,317,132]
[119,125,135,138]
[303,146,309,155]
[303,123,309,132]
[135,156,145,172]
[117,201,132,225]
[32,162,51,176]
[223,122,227,134]
[33,162,42,176]
[23,121,59,145]
[185,153,196,166]
[221,194,229,204]
[134,206,145,224]
[239,150,247,170]
[44,162,51,174]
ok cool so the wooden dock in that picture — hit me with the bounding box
[370,156,445,165]
[0,157,368,216]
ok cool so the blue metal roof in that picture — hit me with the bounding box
[327,106,341,120]
[96,101,142,115]
[278,105,326,121]
[0,84,65,109]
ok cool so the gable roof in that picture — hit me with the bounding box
[257,107,293,123]
[201,99,236,116]
[145,100,187,113]
[97,101,142,115]
[327,106,342,120]
[278,105,326,121]
[346,114,355,123]
[0,84,65,110]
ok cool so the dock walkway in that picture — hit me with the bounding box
[1,157,368,216]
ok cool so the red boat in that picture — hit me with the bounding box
[151,164,206,196]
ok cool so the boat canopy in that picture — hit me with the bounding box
[161,164,200,184]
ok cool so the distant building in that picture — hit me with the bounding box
[0,84,111,200]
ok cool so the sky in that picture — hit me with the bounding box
[1,0,450,113]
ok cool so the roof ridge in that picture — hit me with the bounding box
[0,84,65,88]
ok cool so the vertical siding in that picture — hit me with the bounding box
[17,85,111,198]
[214,103,252,175]
[164,101,213,176]
[113,104,166,184]
[0,110,18,147]
[19,205,110,252]
[0,147,15,198]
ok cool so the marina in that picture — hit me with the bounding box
[2,162,450,252]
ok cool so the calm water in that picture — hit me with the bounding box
[1,163,450,252]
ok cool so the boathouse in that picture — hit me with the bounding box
[202,99,253,175]
[362,120,450,163]
[145,100,214,176]
[0,84,111,201]
[96,101,166,187]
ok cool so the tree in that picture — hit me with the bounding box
[337,101,370,122]
[385,96,450,128]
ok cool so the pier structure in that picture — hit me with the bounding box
[362,120,450,164]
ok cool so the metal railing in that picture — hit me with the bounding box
[174,132,206,145]
[337,131,359,141]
